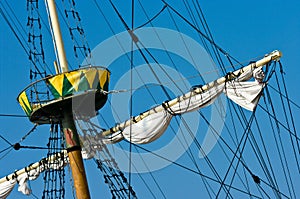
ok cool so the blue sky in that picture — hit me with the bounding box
[0,0,300,198]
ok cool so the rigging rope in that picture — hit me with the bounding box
[75,118,137,199]
[27,0,47,82]
[42,123,66,199]
[61,0,92,68]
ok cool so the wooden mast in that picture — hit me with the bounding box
[45,0,91,198]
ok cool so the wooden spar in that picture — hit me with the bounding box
[45,0,90,198]
[102,50,282,137]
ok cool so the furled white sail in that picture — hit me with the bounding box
[0,152,67,198]
[165,83,225,114]
[100,67,265,145]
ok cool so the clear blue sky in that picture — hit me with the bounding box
[0,0,300,198]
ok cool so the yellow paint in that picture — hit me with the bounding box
[18,91,31,113]
[99,70,109,88]
[48,73,64,96]
[85,69,98,89]
[65,70,81,91]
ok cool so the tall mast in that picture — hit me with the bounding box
[46,0,68,73]
[45,0,90,198]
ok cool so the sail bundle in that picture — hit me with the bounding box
[98,66,265,145]
[0,151,67,198]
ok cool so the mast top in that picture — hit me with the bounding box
[46,0,68,73]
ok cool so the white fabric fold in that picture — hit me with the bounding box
[166,83,225,114]
[225,81,265,111]
[0,180,16,199]
[101,132,124,144]
[121,110,172,144]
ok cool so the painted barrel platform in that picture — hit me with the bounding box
[17,66,110,124]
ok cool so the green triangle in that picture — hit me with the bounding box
[62,74,74,96]
[48,83,61,99]
[78,72,90,92]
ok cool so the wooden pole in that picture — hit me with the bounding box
[61,111,91,199]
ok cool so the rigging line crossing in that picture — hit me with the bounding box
[81,117,166,198]
[0,0,52,76]
[198,110,254,196]
[274,70,300,173]
[182,0,227,75]
[0,146,11,155]
[278,61,300,166]
[221,63,285,197]
[257,183,272,199]
[87,124,166,198]
[264,86,296,198]
[0,124,37,154]
[95,0,183,101]
[258,104,300,141]
[161,0,244,68]
[105,96,215,197]
[201,105,264,196]
[108,88,218,197]
[76,119,138,198]
[105,19,242,194]
[192,0,230,73]
[109,0,192,100]
[179,116,234,198]
[182,0,212,59]
[266,87,297,198]
[264,87,292,198]
[165,7,207,84]
[236,93,281,197]
[0,4,45,79]
[0,148,13,161]
[215,108,257,198]
[227,100,246,191]
[0,134,12,146]
[173,116,217,197]
[136,0,191,90]
[202,87,285,199]
[123,139,263,199]
[28,0,84,74]
[268,84,300,109]
[96,2,210,102]
[175,117,217,197]
[253,116,281,195]
[134,149,167,199]
[201,106,254,195]
[243,124,281,199]
[27,0,47,81]
[60,0,92,68]
[134,4,167,30]
[227,97,282,198]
